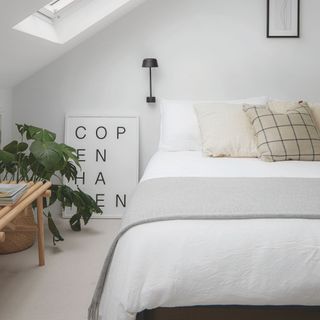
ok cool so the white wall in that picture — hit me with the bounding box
[0,88,12,146]
[12,0,320,174]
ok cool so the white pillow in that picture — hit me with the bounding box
[194,102,259,157]
[159,97,268,151]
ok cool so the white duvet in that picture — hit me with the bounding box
[99,151,320,320]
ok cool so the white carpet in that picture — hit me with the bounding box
[0,218,121,320]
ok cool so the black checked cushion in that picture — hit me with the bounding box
[243,102,320,162]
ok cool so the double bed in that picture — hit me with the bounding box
[89,151,320,320]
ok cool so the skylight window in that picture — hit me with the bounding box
[37,0,79,20]
[13,0,139,44]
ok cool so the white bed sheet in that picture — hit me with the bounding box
[142,151,320,180]
[100,152,320,320]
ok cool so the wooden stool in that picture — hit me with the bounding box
[0,181,52,266]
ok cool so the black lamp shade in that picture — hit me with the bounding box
[142,58,158,68]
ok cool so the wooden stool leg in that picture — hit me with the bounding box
[0,232,5,242]
[36,196,45,266]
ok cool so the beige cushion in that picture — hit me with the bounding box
[243,102,320,162]
[312,104,320,128]
[268,100,320,128]
[268,100,300,113]
[194,102,258,157]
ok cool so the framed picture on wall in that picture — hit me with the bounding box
[267,0,300,38]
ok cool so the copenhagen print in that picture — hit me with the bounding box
[64,115,139,219]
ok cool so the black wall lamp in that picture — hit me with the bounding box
[142,58,158,103]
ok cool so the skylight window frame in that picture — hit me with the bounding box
[14,0,132,45]
[37,0,81,22]
[36,8,56,21]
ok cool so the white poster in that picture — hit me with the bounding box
[64,115,139,219]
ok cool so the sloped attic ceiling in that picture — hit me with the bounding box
[0,0,146,88]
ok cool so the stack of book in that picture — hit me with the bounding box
[0,183,28,206]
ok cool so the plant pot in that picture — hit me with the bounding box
[0,206,36,254]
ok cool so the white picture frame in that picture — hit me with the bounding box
[267,0,300,38]
[64,115,139,219]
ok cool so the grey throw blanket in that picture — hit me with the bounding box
[88,177,320,320]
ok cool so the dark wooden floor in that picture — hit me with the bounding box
[137,306,320,320]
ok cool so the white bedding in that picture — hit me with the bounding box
[100,152,320,320]
[142,151,320,180]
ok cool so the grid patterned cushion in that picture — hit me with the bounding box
[243,103,320,162]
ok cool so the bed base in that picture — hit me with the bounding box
[137,306,320,320]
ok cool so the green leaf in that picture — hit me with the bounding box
[60,185,74,207]
[78,187,103,214]
[17,142,28,152]
[60,161,78,182]
[23,124,56,142]
[55,185,73,208]
[77,208,92,225]
[0,150,16,164]
[71,191,85,208]
[4,163,17,175]
[47,212,64,245]
[49,185,58,206]
[3,141,18,154]
[19,155,30,180]
[70,213,82,231]
[34,128,56,142]
[16,124,26,136]
[59,143,80,167]
[30,140,65,172]
[28,153,47,179]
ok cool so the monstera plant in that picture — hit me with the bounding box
[0,124,102,244]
